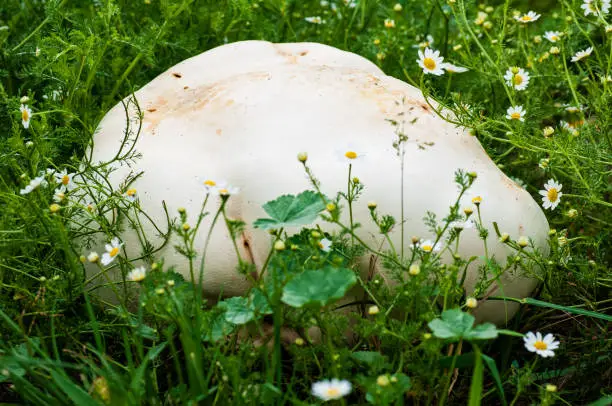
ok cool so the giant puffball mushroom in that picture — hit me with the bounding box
[87,40,549,325]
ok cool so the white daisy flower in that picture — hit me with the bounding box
[319,238,332,252]
[539,179,563,210]
[54,169,77,191]
[305,16,324,24]
[544,31,562,43]
[124,188,138,202]
[53,187,66,203]
[101,237,123,266]
[506,105,527,121]
[312,379,352,401]
[19,175,47,195]
[560,121,579,136]
[384,19,396,28]
[514,11,541,23]
[337,143,366,163]
[418,239,442,253]
[581,0,611,16]
[449,219,475,230]
[504,67,530,91]
[474,11,488,25]
[127,266,147,282]
[571,47,593,62]
[442,63,469,73]
[412,34,434,49]
[417,47,445,76]
[202,180,239,197]
[523,331,560,358]
[20,104,32,129]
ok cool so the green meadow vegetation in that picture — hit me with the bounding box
[0,0,611,404]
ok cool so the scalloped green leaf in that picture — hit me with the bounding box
[253,191,326,230]
[281,266,356,308]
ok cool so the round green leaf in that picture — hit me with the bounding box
[281,266,357,308]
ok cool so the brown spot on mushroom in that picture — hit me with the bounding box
[172,72,182,78]
[146,108,157,113]
[216,129,223,135]
[420,102,430,113]
[298,50,309,56]
[183,86,189,90]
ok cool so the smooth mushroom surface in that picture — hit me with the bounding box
[88,40,549,324]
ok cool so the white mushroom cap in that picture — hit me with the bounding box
[88,41,549,324]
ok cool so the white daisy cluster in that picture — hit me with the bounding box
[416,48,468,76]
[202,179,240,197]
[304,16,325,24]
[581,0,611,16]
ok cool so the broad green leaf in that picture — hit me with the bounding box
[351,351,390,371]
[428,309,498,342]
[253,191,326,230]
[219,297,255,325]
[465,323,499,340]
[281,266,356,308]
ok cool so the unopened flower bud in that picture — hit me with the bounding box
[326,203,336,212]
[517,236,529,248]
[566,209,578,218]
[409,264,420,276]
[182,223,190,231]
[49,203,60,213]
[465,297,478,309]
[377,375,390,386]
[500,232,510,243]
[274,240,286,251]
[546,384,557,393]
[297,152,308,163]
[368,305,380,315]
[367,201,377,209]
[87,252,100,263]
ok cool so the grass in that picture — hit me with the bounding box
[0,0,610,404]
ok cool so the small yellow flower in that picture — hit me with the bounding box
[182,223,191,231]
[367,201,377,209]
[471,196,482,205]
[463,207,474,216]
[549,46,560,55]
[393,3,402,11]
[409,264,421,276]
[297,152,308,162]
[274,240,286,251]
[423,333,432,340]
[368,305,380,315]
[546,384,557,392]
[326,203,336,212]
[125,188,138,202]
[294,337,305,346]
[49,203,61,213]
[384,19,396,28]
[499,232,510,243]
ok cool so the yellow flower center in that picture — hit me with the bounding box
[204,180,216,186]
[547,188,558,202]
[422,245,433,252]
[344,151,358,159]
[219,188,228,195]
[126,188,137,196]
[110,247,119,257]
[511,112,521,120]
[512,74,523,86]
[551,35,559,41]
[62,175,70,185]
[521,15,532,21]
[534,340,548,350]
[326,388,340,398]
[22,109,30,122]
[423,57,436,70]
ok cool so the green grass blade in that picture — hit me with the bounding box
[50,370,97,404]
[468,347,484,406]
[489,297,612,322]
[481,354,507,406]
